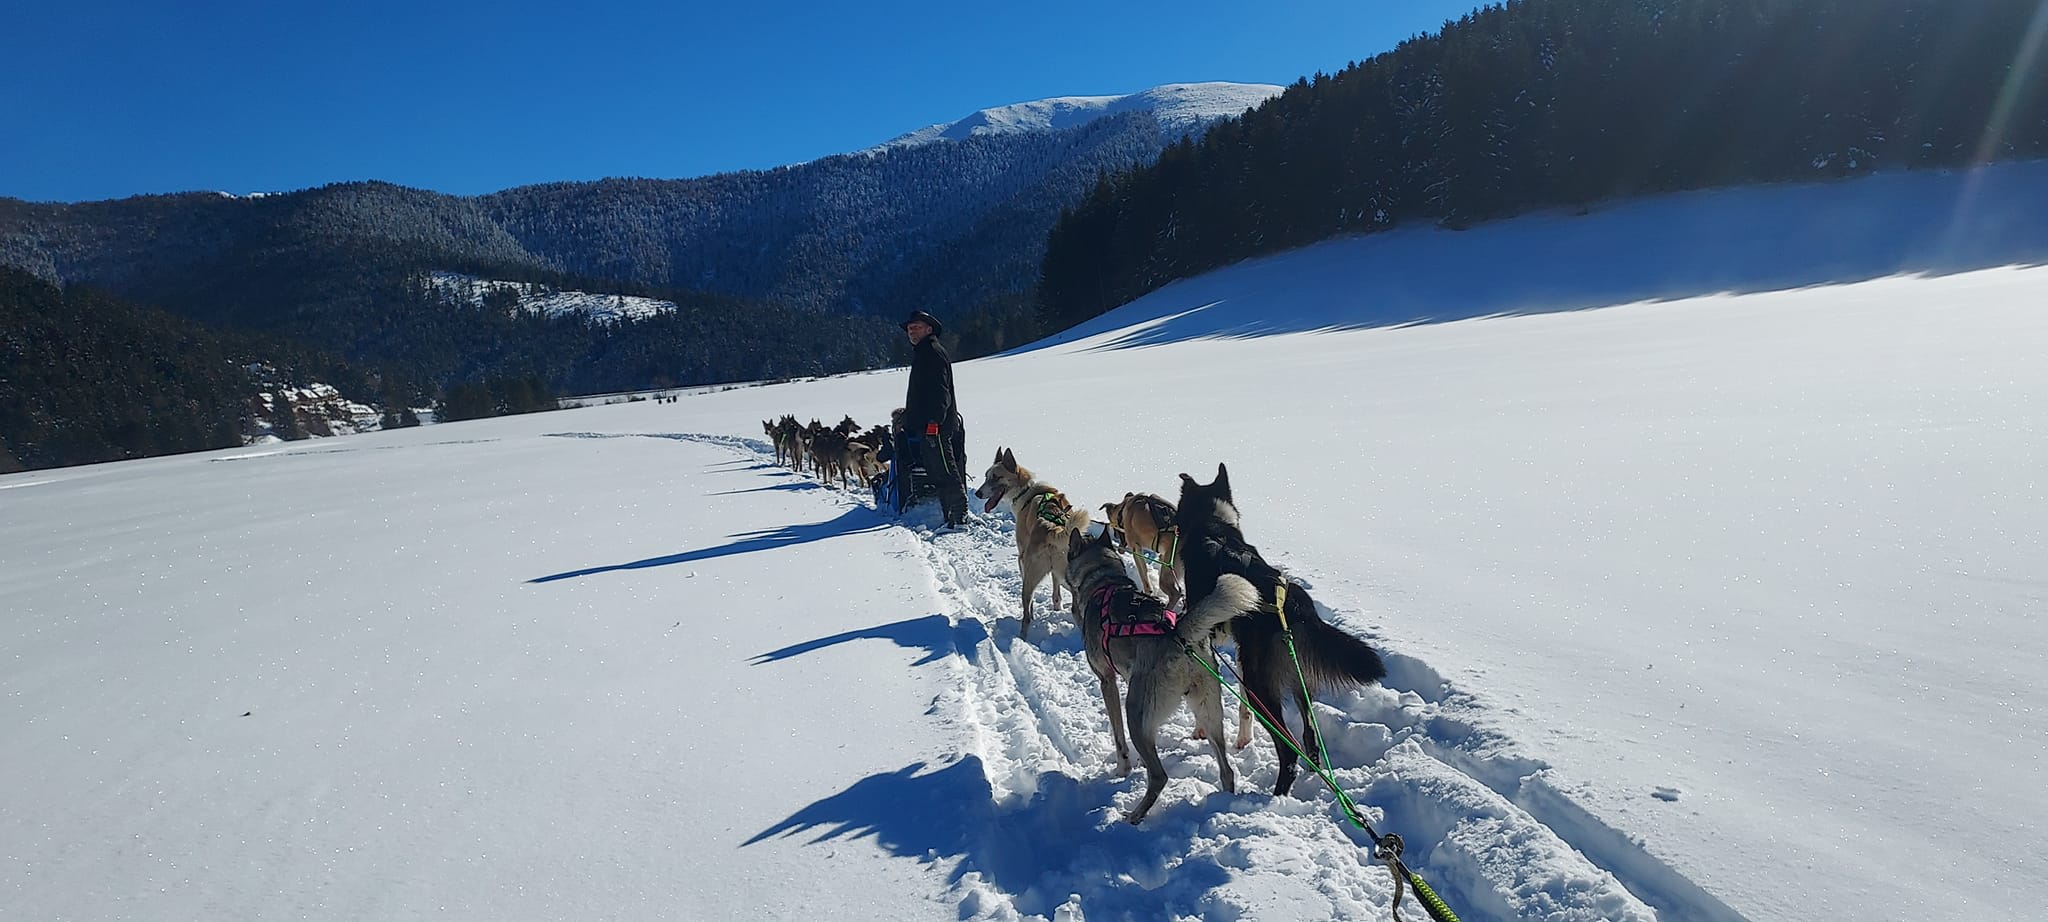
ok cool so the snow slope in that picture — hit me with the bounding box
[6,162,2048,922]
[865,82,1284,153]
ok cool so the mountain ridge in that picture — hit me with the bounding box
[861,81,1284,154]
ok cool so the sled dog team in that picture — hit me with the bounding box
[761,422,1389,825]
[973,448,1387,824]
[762,414,891,489]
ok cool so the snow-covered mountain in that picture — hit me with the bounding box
[864,82,1285,154]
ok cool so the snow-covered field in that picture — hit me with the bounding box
[6,163,2047,922]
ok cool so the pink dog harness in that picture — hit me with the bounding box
[1091,584,1178,639]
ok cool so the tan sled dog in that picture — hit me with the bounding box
[973,447,1090,639]
[1098,492,1184,611]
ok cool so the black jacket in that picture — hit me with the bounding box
[904,335,959,432]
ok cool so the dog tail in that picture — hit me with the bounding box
[1289,595,1388,692]
[1178,574,1259,639]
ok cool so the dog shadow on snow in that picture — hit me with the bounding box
[750,614,988,667]
[744,756,1232,920]
[703,480,829,497]
[526,504,888,584]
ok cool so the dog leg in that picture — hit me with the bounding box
[1122,675,1169,825]
[1244,658,1301,795]
[1236,699,1253,750]
[1161,562,1183,612]
[1018,554,1046,640]
[1191,677,1236,796]
[1127,546,1156,596]
[1291,682,1319,797]
[1099,671,1131,775]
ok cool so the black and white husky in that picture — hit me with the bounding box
[1177,463,1389,796]
[1065,525,1261,824]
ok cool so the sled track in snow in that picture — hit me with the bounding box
[670,432,1748,922]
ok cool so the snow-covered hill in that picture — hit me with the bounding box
[250,382,384,440]
[865,82,1284,153]
[425,270,675,323]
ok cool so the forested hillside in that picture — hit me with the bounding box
[1041,0,2048,327]
[2,267,283,469]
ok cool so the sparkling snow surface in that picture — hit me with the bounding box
[6,163,2048,922]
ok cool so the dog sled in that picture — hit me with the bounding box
[873,452,940,516]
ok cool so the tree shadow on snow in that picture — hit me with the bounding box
[1009,161,2048,355]
[744,756,1233,920]
[749,614,987,667]
[526,505,889,583]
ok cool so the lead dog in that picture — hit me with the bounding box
[1177,463,1388,796]
[972,447,1090,639]
[1066,525,1260,824]
[1098,492,1184,611]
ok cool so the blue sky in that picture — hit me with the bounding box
[3,0,1485,203]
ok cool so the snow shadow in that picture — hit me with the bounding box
[750,614,987,667]
[1019,161,2048,352]
[743,757,988,859]
[745,756,1234,920]
[526,505,889,583]
[704,481,828,496]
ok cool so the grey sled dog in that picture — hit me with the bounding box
[1065,525,1262,824]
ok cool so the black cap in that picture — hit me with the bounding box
[901,310,943,336]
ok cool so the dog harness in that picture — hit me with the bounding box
[1090,584,1179,639]
[1111,494,1180,569]
[1032,490,1071,527]
[1139,527,1181,570]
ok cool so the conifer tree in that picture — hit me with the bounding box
[271,391,306,440]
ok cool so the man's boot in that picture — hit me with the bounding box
[918,436,968,528]
[939,484,968,528]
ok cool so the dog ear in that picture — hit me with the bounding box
[1178,472,1195,486]
[1000,448,1017,469]
[1214,462,1231,498]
